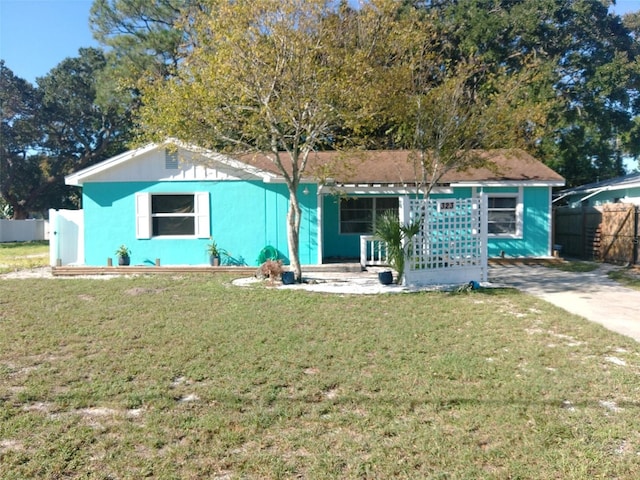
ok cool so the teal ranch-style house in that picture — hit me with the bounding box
[61,141,564,268]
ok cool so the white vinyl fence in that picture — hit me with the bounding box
[0,219,48,242]
[48,209,84,266]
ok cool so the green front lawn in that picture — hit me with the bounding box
[1,274,640,479]
[0,241,49,274]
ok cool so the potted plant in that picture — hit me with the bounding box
[374,211,421,284]
[206,239,224,266]
[115,245,131,266]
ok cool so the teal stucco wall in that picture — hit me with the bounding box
[321,191,464,260]
[81,181,318,266]
[81,180,551,266]
[321,186,552,260]
[485,186,551,257]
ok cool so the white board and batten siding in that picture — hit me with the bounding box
[71,146,267,185]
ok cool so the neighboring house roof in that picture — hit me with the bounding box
[554,172,640,205]
[66,141,564,187]
[557,172,640,196]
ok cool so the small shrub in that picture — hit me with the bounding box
[258,259,283,280]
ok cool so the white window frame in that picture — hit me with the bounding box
[486,189,523,238]
[339,196,399,235]
[135,192,210,239]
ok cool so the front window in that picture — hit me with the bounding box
[340,197,399,234]
[151,194,195,236]
[487,195,520,236]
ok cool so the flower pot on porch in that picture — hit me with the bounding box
[118,255,130,266]
[209,255,220,267]
[378,270,393,285]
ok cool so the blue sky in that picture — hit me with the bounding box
[1,0,97,84]
[1,0,640,85]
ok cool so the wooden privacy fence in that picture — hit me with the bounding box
[554,204,640,264]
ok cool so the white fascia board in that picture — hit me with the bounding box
[578,182,640,195]
[262,176,318,184]
[65,143,160,186]
[322,185,453,195]
[454,180,565,188]
[578,187,607,203]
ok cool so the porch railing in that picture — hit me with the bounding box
[360,235,389,267]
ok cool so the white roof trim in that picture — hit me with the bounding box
[558,174,640,196]
[454,180,565,188]
[578,187,607,203]
[552,192,571,203]
[320,185,453,195]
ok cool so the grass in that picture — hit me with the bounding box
[544,258,640,291]
[608,268,640,290]
[2,271,640,479]
[545,259,600,273]
[0,241,49,274]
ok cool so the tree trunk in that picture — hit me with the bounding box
[286,189,302,282]
[11,205,29,220]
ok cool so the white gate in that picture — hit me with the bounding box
[49,209,84,266]
[402,196,487,286]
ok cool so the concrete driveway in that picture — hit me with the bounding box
[489,263,640,342]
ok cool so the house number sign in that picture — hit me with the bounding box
[437,200,455,212]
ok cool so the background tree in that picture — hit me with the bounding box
[138,0,397,280]
[90,0,194,95]
[424,0,640,186]
[0,50,131,218]
[401,59,554,197]
[0,61,44,219]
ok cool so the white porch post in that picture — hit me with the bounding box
[480,193,488,282]
[399,195,411,284]
[399,195,411,227]
[317,186,324,264]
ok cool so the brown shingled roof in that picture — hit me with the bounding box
[240,149,564,185]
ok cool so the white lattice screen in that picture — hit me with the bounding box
[402,196,487,286]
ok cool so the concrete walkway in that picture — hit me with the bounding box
[488,263,640,342]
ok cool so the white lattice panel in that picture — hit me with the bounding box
[403,196,487,286]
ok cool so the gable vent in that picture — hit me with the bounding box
[165,149,179,169]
